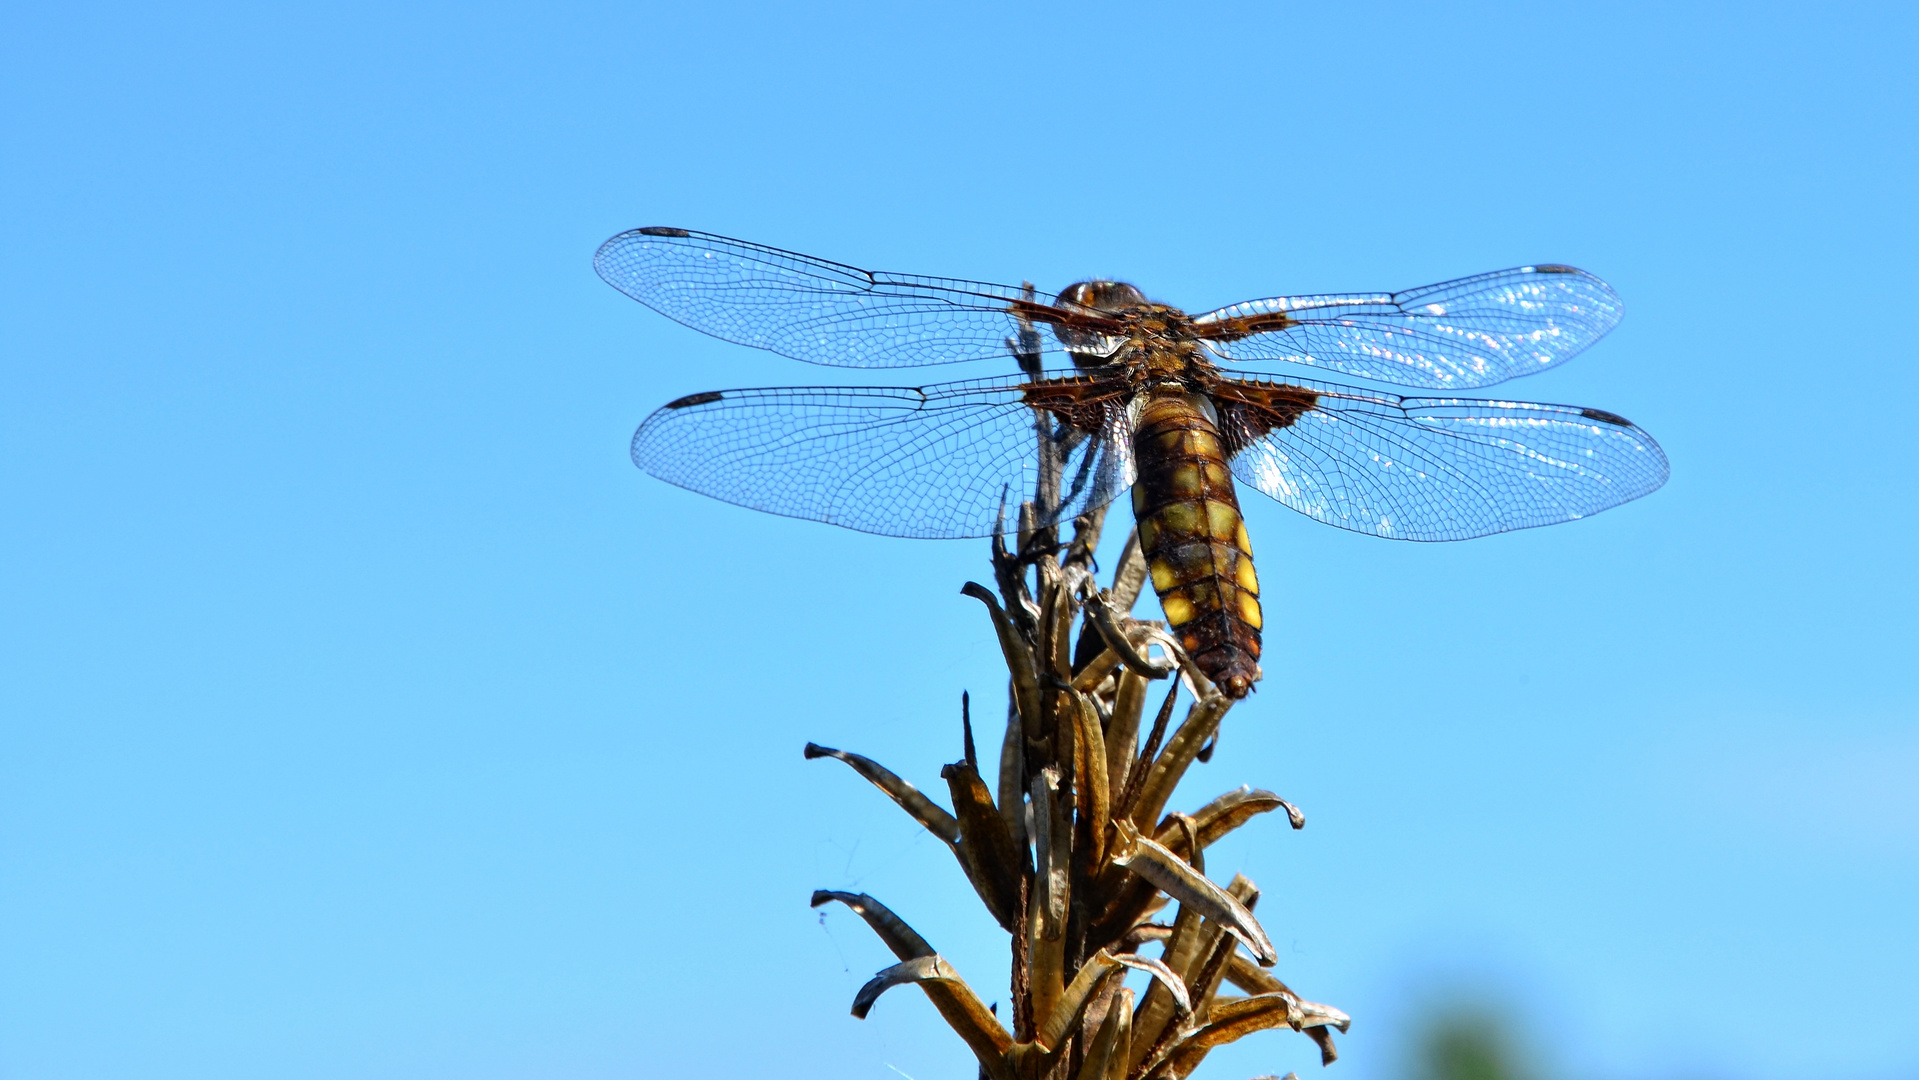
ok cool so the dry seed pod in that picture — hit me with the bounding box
[1080,985,1135,1080]
[1108,820,1277,966]
[941,759,1026,930]
[962,581,1041,726]
[1129,695,1233,830]
[809,891,933,959]
[804,510,1343,1076]
[1082,589,1177,680]
[803,743,960,843]
[1159,787,1302,857]
[850,953,1015,1079]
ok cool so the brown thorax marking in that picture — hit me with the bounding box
[1013,282,1217,425]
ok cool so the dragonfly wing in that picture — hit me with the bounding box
[1194,266,1623,390]
[630,374,1138,539]
[596,228,1068,369]
[1219,379,1667,540]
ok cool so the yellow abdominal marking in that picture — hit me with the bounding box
[1168,464,1203,497]
[1205,500,1240,538]
[1235,556,1259,593]
[1233,520,1253,556]
[1137,516,1160,550]
[1238,591,1263,630]
[1149,559,1178,592]
[1162,594,1197,626]
[1157,502,1201,536]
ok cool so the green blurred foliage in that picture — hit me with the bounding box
[1413,1009,1537,1080]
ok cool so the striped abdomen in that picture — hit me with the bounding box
[1130,392,1262,698]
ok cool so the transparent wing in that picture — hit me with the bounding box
[1221,378,1667,541]
[629,374,1137,539]
[1194,266,1623,390]
[596,227,1070,369]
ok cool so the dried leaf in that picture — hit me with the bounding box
[850,954,1016,1079]
[1131,875,1257,1075]
[1051,589,1076,683]
[1187,929,1241,1021]
[1108,952,1192,1016]
[1065,505,1107,575]
[1298,999,1351,1032]
[1018,949,1187,1080]
[1035,948,1122,1052]
[1026,768,1067,1022]
[961,691,978,766]
[1188,877,1258,1009]
[1223,953,1351,1065]
[942,758,1026,931]
[1083,589,1177,680]
[1111,529,1148,612]
[813,891,1020,1076]
[1148,993,1298,1079]
[1126,881,1206,1075]
[1073,646,1123,693]
[1170,880,1261,1080]
[1071,690,1112,869]
[1095,788,1290,941]
[1108,820,1277,966]
[1222,957,1348,1034]
[1031,767,1070,939]
[1306,1025,1338,1065]
[1152,983,1341,1079]
[807,537,1332,1078]
[1107,668,1148,801]
[1122,682,1181,818]
[1129,695,1232,832]
[1156,787,1301,858]
[810,890,933,959]
[804,743,961,844]
[963,581,1041,733]
[1132,622,1219,701]
[1081,986,1134,1080]
[1221,957,1300,1034]
[996,699,1026,852]
[1169,812,1203,877]
[1123,922,1175,948]
[1086,871,1169,956]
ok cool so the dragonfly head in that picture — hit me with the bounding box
[1054,280,1150,368]
[1056,280,1149,312]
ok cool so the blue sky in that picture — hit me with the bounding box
[3,2,1914,1079]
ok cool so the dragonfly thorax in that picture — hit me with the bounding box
[1054,280,1205,373]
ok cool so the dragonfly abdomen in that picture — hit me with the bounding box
[1129,392,1262,698]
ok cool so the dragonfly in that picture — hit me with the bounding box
[595,228,1668,698]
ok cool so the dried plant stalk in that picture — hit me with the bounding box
[805,461,1343,1080]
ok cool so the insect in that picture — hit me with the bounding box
[595,228,1668,698]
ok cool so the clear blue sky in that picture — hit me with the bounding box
[3,3,1914,1079]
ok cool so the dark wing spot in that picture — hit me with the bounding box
[1020,375,1128,435]
[1211,382,1320,457]
[1580,407,1632,426]
[665,390,725,409]
[1193,310,1295,341]
[638,226,693,237]
[1531,263,1579,274]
